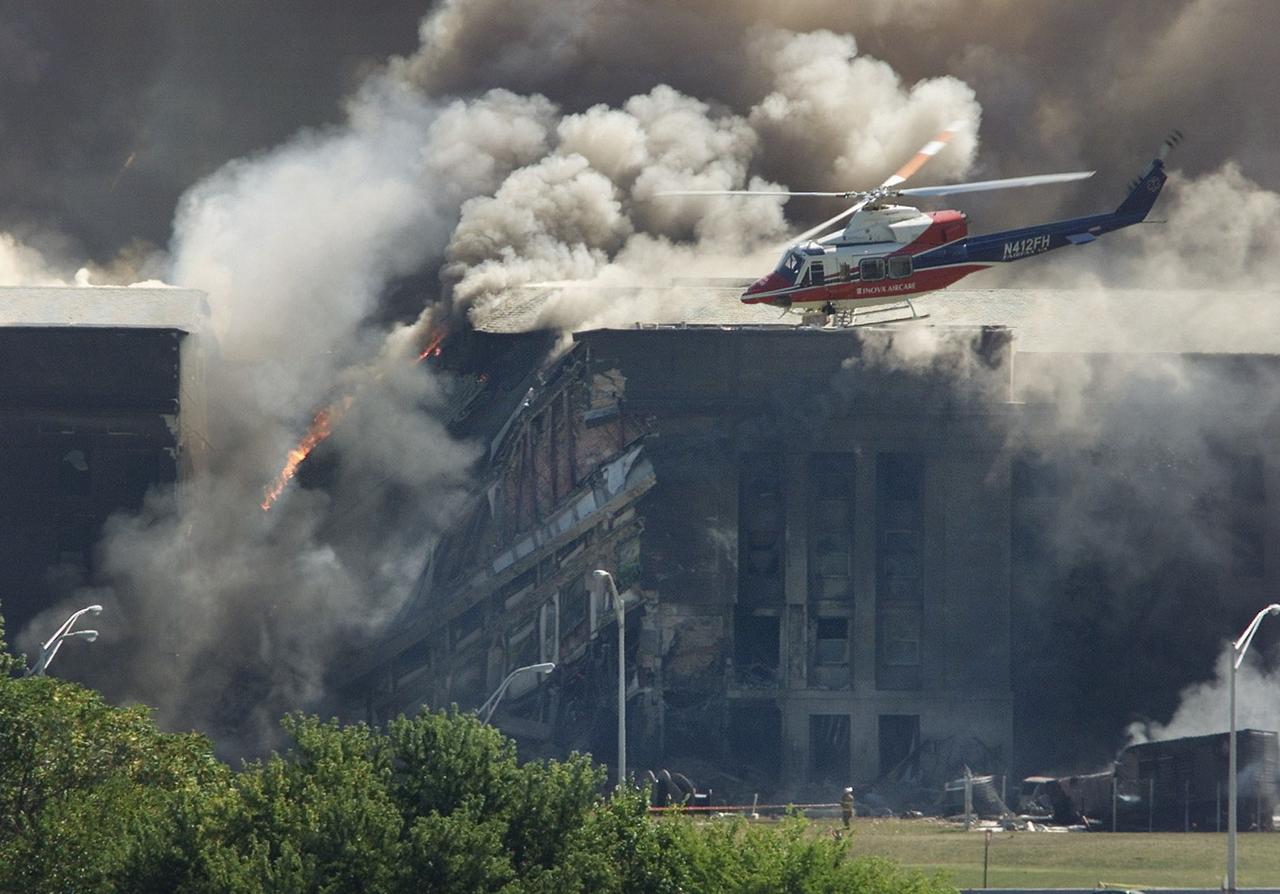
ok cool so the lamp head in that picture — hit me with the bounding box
[85,605,103,615]
[1268,604,1280,617]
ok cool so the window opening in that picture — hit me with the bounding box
[815,617,849,666]
[809,714,851,781]
[734,610,780,687]
[887,255,913,279]
[878,714,920,775]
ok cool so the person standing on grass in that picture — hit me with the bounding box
[841,786,855,829]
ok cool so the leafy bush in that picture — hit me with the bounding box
[0,610,954,893]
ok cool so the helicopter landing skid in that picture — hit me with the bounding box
[800,299,929,328]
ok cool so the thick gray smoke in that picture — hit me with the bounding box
[3,0,1277,759]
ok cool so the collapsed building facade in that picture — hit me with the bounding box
[355,291,1280,801]
[358,320,1018,797]
[0,286,208,638]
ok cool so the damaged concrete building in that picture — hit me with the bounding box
[357,314,1017,798]
[0,286,208,637]
[355,290,1280,801]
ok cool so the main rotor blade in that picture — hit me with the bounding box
[880,120,966,189]
[896,170,1094,197]
[654,189,857,198]
[791,195,873,245]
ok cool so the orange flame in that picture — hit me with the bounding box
[416,327,446,363]
[261,395,354,511]
[261,326,447,511]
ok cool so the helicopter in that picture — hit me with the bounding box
[662,125,1182,325]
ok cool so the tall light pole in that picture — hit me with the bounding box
[593,569,628,786]
[1227,602,1280,894]
[25,604,102,677]
[475,662,555,724]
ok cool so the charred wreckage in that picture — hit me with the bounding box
[346,303,1280,813]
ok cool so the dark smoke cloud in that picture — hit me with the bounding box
[0,1,427,263]
[8,0,1277,265]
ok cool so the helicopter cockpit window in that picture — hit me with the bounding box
[859,257,886,282]
[887,256,913,279]
[780,251,802,276]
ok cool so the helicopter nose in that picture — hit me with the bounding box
[743,271,788,302]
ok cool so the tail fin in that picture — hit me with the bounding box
[1115,130,1182,219]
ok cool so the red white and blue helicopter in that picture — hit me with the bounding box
[663,126,1181,324]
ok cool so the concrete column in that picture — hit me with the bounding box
[780,698,808,787]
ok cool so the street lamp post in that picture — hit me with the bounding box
[25,604,102,677]
[1227,602,1280,893]
[593,570,628,787]
[475,662,555,724]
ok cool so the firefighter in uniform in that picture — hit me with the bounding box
[841,786,855,830]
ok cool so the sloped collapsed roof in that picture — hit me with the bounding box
[472,287,1280,355]
[0,285,209,333]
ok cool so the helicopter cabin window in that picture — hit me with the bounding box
[859,257,886,282]
[887,256,913,279]
[806,261,825,286]
[780,251,802,277]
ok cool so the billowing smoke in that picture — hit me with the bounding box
[0,232,65,285]
[4,0,1278,761]
[1128,649,1280,745]
[442,35,977,333]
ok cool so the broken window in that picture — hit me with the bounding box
[877,453,923,604]
[729,700,781,777]
[877,453,924,690]
[617,535,641,590]
[540,596,559,664]
[738,457,785,604]
[808,713,850,782]
[395,638,433,686]
[450,602,484,651]
[734,609,780,687]
[811,615,850,689]
[560,575,590,635]
[814,617,848,666]
[808,455,854,602]
[878,714,920,776]
[508,621,539,671]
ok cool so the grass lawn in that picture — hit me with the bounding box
[816,817,1280,888]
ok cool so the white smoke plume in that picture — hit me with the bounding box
[442,34,978,335]
[0,231,71,285]
[1128,647,1280,745]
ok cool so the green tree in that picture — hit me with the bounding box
[0,605,955,894]
[0,659,222,889]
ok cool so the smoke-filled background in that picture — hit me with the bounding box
[4,0,1280,760]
